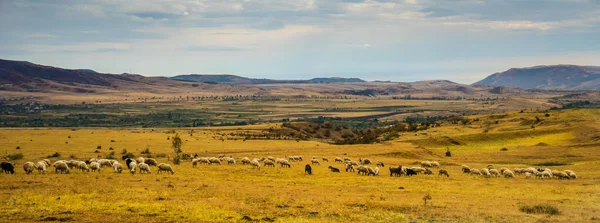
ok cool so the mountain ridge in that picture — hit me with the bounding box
[170,74,366,85]
[473,64,600,90]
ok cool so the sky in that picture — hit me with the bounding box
[1,0,599,84]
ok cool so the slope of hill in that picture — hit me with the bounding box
[170,74,365,85]
[473,65,600,90]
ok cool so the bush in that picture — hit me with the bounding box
[105,154,115,159]
[97,145,102,149]
[173,156,181,165]
[16,146,20,150]
[141,147,151,154]
[124,152,135,159]
[519,204,560,215]
[155,153,167,158]
[109,147,114,150]
[48,152,61,158]
[121,149,128,155]
[7,153,24,160]
[500,148,508,151]
[445,149,452,157]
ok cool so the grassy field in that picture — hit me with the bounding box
[0,109,599,222]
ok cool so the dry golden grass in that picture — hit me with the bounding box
[0,109,599,222]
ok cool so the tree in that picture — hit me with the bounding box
[171,133,183,164]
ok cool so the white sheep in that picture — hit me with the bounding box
[357,165,369,175]
[78,162,90,172]
[311,159,320,165]
[489,169,500,177]
[137,157,145,164]
[113,162,123,173]
[410,167,426,174]
[90,162,101,172]
[469,169,482,176]
[263,159,276,167]
[129,161,137,174]
[481,168,491,178]
[335,157,343,163]
[227,157,236,165]
[241,157,251,165]
[144,158,158,166]
[503,170,515,178]
[525,172,532,179]
[208,157,221,165]
[461,165,471,173]
[430,161,440,168]
[98,159,112,167]
[23,162,35,174]
[52,161,70,174]
[421,161,432,168]
[250,159,260,169]
[138,163,151,174]
[157,163,175,174]
[360,158,372,165]
[35,161,47,174]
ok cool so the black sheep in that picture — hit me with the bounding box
[389,166,403,177]
[406,169,417,176]
[1,162,15,174]
[328,166,340,173]
[305,164,312,175]
[125,158,133,168]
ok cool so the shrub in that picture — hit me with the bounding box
[155,153,167,158]
[173,156,181,165]
[519,204,560,215]
[141,147,151,154]
[500,148,508,151]
[48,152,61,158]
[16,146,20,150]
[94,150,100,153]
[124,152,135,159]
[109,147,114,150]
[121,149,128,155]
[97,145,102,149]
[7,153,24,160]
[105,154,115,159]
[445,149,452,157]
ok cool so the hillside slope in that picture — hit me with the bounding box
[473,65,600,90]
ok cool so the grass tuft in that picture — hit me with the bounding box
[519,204,560,215]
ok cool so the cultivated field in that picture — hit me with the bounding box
[0,109,599,222]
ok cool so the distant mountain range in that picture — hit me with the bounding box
[170,74,366,85]
[473,65,600,90]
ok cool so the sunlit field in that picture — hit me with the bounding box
[0,109,599,222]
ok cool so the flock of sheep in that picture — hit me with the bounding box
[461,165,578,180]
[0,156,578,181]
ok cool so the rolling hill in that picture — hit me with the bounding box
[473,65,600,90]
[170,74,365,85]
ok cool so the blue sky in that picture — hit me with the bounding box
[1,0,599,84]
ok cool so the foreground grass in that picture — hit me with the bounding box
[0,109,599,222]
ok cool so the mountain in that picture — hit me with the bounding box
[473,65,600,90]
[170,74,365,85]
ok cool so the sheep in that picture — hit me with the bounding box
[389,166,403,176]
[534,171,544,179]
[345,163,354,172]
[469,169,482,176]
[52,161,70,174]
[350,161,359,166]
[192,158,199,167]
[98,159,112,168]
[129,161,137,174]
[43,159,51,166]
[328,166,340,173]
[90,162,101,172]
[267,156,275,162]
[23,162,35,174]
[279,159,291,168]
[481,168,491,178]
[35,161,47,174]
[424,168,433,175]
[198,157,210,165]
[513,168,523,175]
[376,161,385,167]
[374,167,380,176]
[421,161,432,168]
[1,162,15,174]
[144,158,158,166]
[227,157,236,165]
[360,158,372,165]
[489,169,500,177]
[461,165,471,174]
[305,164,312,175]
[568,172,577,180]
[311,159,320,165]
[438,169,449,177]
[405,168,417,176]
[487,165,495,170]
[157,163,175,174]
[322,157,329,162]
[525,172,532,179]
[137,157,145,164]
[250,159,261,169]
[430,161,440,168]
[367,167,378,176]
[78,162,90,172]
[125,158,134,168]
[541,171,553,179]
[209,157,221,165]
[241,157,251,165]
[343,157,351,162]
[138,163,151,174]
[263,160,276,167]
[113,162,123,173]
[67,160,81,168]
[356,165,369,176]
[410,167,426,174]
[335,157,343,163]
[503,170,515,178]
[554,171,569,179]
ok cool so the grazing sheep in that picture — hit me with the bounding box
[469,169,482,176]
[227,157,236,165]
[192,158,199,167]
[137,157,145,164]
[335,157,343,163]
[144,158,158,166]
[481,168,491,177]
[52,161,70,174]
[525,172,532,179]
[209,157,221,165]
[138,163,151,174]
[424,168,433,175]
[554,171,569,179]
[23,162,35,174]
[374,167,380,176]
[389,166,403,177]
[98,159,112,168]
[500,168,509,175]
[541,171,553,179]
[157,163,175,174]
[241,157,251,165]
[356,165,369,176]
[43,159,51,166]
[487,165,495,170]
[250,159,260,169]
[267,156,275,162]
[405,169,417,176]
[421,161,432,168]
[263,160,276,167]
[35,161,47,174]
[438,169,449,177]
[199,157,210,165]
[503,170,515,178]
[305,164,312,175]
[350,161,359,166]
[461,165,471,174]
[367,167,378,176]
[568,172,577,180]
[279,159,291,168]
[322,157,329,162]
[125,158,134,168]
[513,168,523,175]
[410,167,426,174]
[360,158,372,165]
[523,167,537,174]
[343,157,351,162]
[67,160,81,168]
[1,162,15,174]
[78,162,90,172]
[311,159,321,165]
[489,169,500,177]
[431,161,440,168]
[328,166,340,173]
[376,161,385,167]
[345,163,354,172]
[113,162,123,173]
[129,161,137,174]
[90,162,101,172]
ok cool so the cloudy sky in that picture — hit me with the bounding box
[1,0,599,83]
